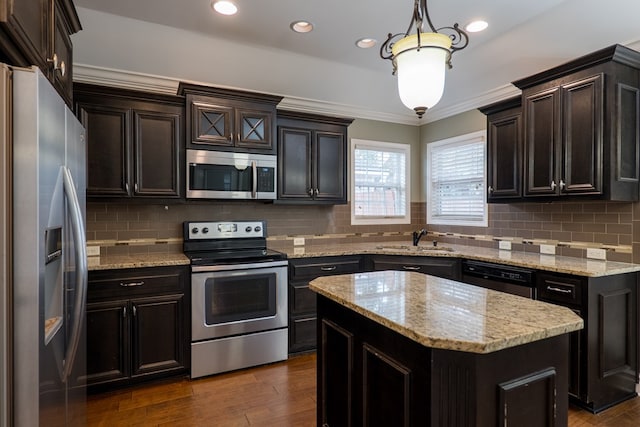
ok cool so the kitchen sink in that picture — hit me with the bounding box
[375,244,454,252]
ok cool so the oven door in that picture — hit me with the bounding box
[191,260,288,341]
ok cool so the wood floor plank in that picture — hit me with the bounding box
[87,353,639,426]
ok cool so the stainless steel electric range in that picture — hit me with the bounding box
[183,220,288,378]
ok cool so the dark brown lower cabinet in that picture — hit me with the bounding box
[288,256,364,354]
[317,295,570,427]
[537,271,638,413]
[86,266,189,391]
[369,254,461,281]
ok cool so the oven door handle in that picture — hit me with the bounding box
[251,160,257,199]
[191,259,289,272]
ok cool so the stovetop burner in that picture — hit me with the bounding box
[183,220,286,265]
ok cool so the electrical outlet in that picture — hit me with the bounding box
[86,246,100,257]
[540,244,556,255]
[293,237,305,246]
[499,240,511,250]
[586,248,607,260]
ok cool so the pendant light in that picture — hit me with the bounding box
[380,0,469,118]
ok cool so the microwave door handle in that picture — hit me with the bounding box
[251,160,257,199]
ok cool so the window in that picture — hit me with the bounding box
[351,139,410,225]
[426,130,487,226]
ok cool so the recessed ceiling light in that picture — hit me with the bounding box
[356,38,377,49]
[290,21,314,33]
[465,20,488,33]
[212,0,237,16]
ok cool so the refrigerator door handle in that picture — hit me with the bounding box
[61,165,88,382]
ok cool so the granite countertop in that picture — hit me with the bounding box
[310,270,584,354]
[280,240,640,277]
[88,253,190,271]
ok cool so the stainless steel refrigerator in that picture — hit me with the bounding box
[0,64,87,426]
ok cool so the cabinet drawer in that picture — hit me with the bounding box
[289,256,363,280]
[537,273,583,306]
[371,255,461,281]
[290,283,317,314]
[88,266,187,302]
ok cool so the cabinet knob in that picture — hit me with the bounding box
[488,186,494,195]
[550,180,557,190]
[314,188,319,196]
[308,188,314,197]
[559,180,566,191]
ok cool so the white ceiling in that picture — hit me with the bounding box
[72,0,640,124]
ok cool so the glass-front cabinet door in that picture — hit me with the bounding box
[236,108,273,150]
[192,101,234,146]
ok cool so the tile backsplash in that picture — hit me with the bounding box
[87,199,640,264]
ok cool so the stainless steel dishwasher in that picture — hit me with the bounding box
[461,259,535,299]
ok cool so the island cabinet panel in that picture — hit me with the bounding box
[86,266,189,392]
[74,84,184,200]
[479,97,523,201]
[512,44,640,201]
[316,294,570,427]
[277,110,353,204]
[320,319,354,426]
[537,271,638,413]
[369,254,461,281]
[288,256,364,354]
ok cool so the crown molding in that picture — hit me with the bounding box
[73,63,518,126]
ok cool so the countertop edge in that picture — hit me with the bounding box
[310,273,584,354]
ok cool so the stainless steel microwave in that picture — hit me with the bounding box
[186,149,277,200]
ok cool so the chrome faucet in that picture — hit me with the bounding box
[412,228,427,246]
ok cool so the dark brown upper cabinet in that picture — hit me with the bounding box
[178,83,283,154]
[479,97,523,202]
[512,44,640,201]
[74,84,184,200]
[0,0,81,105]
[277,111,353,204]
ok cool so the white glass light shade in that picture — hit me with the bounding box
[391,33,452,115]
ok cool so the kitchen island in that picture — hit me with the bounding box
[310,270,584,426]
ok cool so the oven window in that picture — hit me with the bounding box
[204,273,277,325]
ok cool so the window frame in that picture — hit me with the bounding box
[426,130,488,227]
[350,138,411,225]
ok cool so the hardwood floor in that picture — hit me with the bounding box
[87,353,640,426]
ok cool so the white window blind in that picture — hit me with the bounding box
[427,131,487,226]
[351,139,410,225]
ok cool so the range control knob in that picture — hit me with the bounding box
[245,226,252,233]
[254,226,262,233]
[191,227,199,234]
[202,227,209,234]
